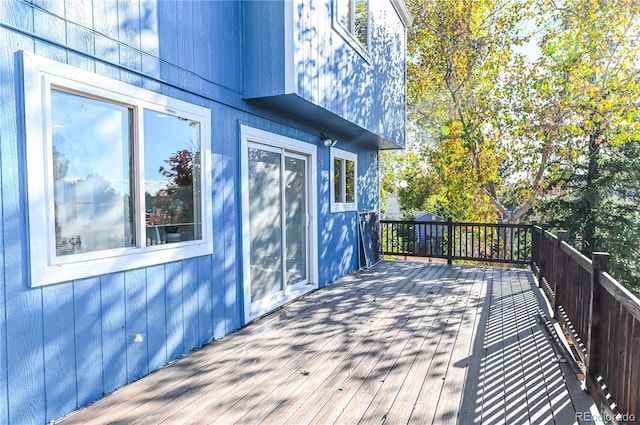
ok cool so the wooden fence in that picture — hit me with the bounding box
[380,219,532,265]
[532,225,640,423]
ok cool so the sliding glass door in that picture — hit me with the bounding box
[245,142,310,317]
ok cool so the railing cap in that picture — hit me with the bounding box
[592,252,610,272]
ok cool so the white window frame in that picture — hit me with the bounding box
[333,0,370,59]
[330,147,358,213]
[21,51,213,287]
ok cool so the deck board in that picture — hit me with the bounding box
[282,264,449,425]
[59,261,596,425]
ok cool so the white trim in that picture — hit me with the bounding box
[284,0,296,93]
[391,0,413,26]
[240,125,318,323]
[330,147,358,213]
[21,51,213,287]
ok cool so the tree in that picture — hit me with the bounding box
[147,148,200,230]
[394,0,640,289]
[404,0,562,223]
[380,123,434,216]
[532,0,640,290]
[536,139,640,291]
[159,149,197,189]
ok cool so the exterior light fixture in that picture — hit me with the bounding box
[320,133,338,147]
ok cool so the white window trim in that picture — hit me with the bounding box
[240,125,318,323]
[332,0,371,61]
[21,51,213,287]
[330,147,358,213]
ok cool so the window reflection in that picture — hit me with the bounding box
[337,0,352,31]
[248,147,283,301]
[334,157,343,203]
[51,89,134,255]
[143,111,201,244]
[337,0,369,48]
[332,154,357,208]
[354,0,368,47]
[345,159,355,203]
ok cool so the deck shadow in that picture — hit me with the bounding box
[459,268,597,425]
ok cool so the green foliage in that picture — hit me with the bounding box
[536,140,640,291]
[392,0,640,291]
[405,0,547,223]
[530,0,640,291]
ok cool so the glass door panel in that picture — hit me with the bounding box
[248,147,283,302]
[285,155,307,287]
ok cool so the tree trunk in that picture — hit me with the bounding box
[582,132,601,255]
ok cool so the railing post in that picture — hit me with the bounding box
[539,223,550,276]
[447,217,453,265]
[531,221,537,265]
[531,222,539,268]
[586,252,610,395]
[553,230,568,311]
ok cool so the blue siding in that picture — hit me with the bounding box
[182,258,200,354]
[0,16,12,424]
[42,284,77,421]
[317,143,380,285]
[244,0,407,149]
[146,264,168,371]
[197,256,214,343]
[243,1,286,98]
[74,277,103,408]
[125,270,149,383]
[100,273,127,395]
[0,0,404,422]
[165,261,184,362]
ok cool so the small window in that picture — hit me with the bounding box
[330,147,358,212]
[335,0,369,50]
[22,52,212,286]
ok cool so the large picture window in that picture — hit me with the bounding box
[22,52,212,286]
[330,147,358,212]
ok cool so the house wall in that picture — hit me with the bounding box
[0,0,395,423]
[244,0,408,149]
[295,0,407,146]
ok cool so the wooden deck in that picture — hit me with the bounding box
[58,261,598,424]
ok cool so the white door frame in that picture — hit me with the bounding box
[240,125,318,323]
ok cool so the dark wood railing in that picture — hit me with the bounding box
[380,218,532,265]
[532,225,640,423]
[381,219,639,422]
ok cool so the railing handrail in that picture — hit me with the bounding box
[532,224,640,423]
[380,218,532,265]
[381,219,531,228]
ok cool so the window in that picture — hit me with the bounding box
[330,147,357,212]
[22,52,212,287]
[335,0,369,49]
